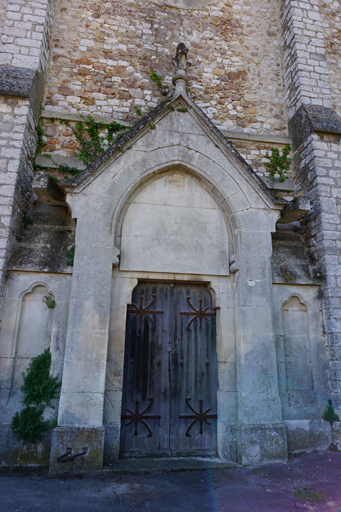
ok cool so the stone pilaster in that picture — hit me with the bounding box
[278,0,341,411]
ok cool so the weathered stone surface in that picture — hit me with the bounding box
[289,104,341,152]
[103,424,120,465]
[237,424,287,466]
[272,227,319,285]
[44,0,287,135]
[0,66,36,98]
[331,421,341,451]
[278,196,310,224]
[284,420,332,454]
[9,202,75,273]
[0,425,52,466]
[32,172,67,207]
[49,427,104,473]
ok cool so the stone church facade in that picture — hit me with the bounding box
[0,0,341,471]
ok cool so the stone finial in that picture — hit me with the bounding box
[172,43,191,91]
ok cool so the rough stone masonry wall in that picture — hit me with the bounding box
[0,0,8,40]
[278,0,341,411]
[320,0,341,120]
[44,0,288,135]
[0,0,55,321]
[294,131,341,411]
[0,0,55,71]
[278,0,333,118]
[0,97,36,316]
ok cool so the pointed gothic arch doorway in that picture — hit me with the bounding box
[120,281,219,458]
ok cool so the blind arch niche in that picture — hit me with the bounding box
[119,171,230,276]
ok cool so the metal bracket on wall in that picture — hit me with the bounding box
[57,447,88,463]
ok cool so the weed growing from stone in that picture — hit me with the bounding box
[43,296,56,309]
[133,105,143,117]
[66,244,75,266]
[49,175,60,185]
[16,215,33,242]
[11,348,61,443]
[264,144,291,183]
[23,215,33,230]
[149,66,163,89]
[177,107,188,113]
[324,399,339,423]
[293,485,327,502]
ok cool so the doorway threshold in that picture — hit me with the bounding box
[104,457,240,473]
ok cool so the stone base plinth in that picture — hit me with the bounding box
[0,425,52,466]
[49,426,104,473]
[103,424,120,465]
[331,421,341,451]
[284,419,332,453]
[238,424,287,466]
[217,422,238,462]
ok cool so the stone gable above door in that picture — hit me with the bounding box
[61,86,287,217]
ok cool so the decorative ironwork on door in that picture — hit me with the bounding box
[120,282,218,458]
[180,296,216,331]
[127,294,163,329]
[179,398,217,437]
[121,398,161,438]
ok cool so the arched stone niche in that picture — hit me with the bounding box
[14,284,55,390]
[273,285,328,422]
[282,296,313,393]
[149,0,218,9]
[117,171,231,276]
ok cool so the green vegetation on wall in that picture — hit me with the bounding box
[66,244,75,266]
[264,144,292,183]
[324,399,339,423]
[11,348,61,443]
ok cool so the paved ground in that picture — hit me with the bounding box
[1,452,341,512]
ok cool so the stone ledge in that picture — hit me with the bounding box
[289,104,341,151]
[260,176,295,191]
[277,196,310,224]
[0,66,45,119]
[0,66,35,97]
[33,172,67,207]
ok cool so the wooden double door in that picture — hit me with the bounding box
[120,282,218,458]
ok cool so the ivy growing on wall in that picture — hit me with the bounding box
[59,115,129,167]
[34,115,130,180]
[264,145,292,183]
[149,66,163,90]
[11,348,61,443]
